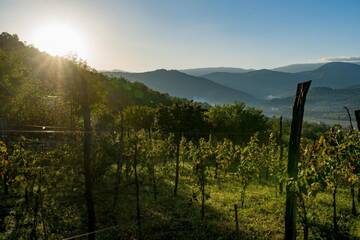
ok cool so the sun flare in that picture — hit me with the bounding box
[32,23,88,59]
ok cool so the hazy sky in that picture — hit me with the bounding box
[1,0,360,72]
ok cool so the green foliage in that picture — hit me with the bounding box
[123,105,156,131]
[0,32,173,129]
[156,102,208,142]
[214,138,234,181]
[191,138,213,189]
[1,141,82,239]
[206,103,269,144]
[236,135,260,207]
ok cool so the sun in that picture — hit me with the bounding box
[32,23,88,59]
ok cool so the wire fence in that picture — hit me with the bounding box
[0,123,173,240]
[0,128,264,136]
[62,225,120,240]
[0,121,299,240]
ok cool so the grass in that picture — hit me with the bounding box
[65,162,360,239]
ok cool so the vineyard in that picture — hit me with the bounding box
[1,108,360,239]
[1,33,360,240]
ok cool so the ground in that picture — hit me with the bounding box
[86,162,360,240]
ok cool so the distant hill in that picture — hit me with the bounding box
[264,86,360,123]
[273,63,325,73]
[304,62,360,88]
[180,67,253,76]
[203,62,360,99]
[273,62,360,73]
[203,70,305,99]
[104,69,258,105]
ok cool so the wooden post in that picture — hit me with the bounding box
[134,138,142,240]
[201,167,205,221]
[333,187,338,233]
[234,204,239,238]
[355,110,360,131]
[81,77,96,240]
[0,118,6,139]
[351,183,357,216]
[113,110,124,211]
[344,107,356,215]
[355,110,360,203]
[0,118,9,195]
[279,116,284,195]
[285,81,311,240]
[344,107,354,130]
[174,140,180,197]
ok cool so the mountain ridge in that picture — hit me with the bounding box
[203,62,360,99]
[180,67,253,76]
[104,69,259,105]
[203,69,305,99]
[272,61,360,73]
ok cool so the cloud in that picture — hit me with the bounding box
[319,56,360,62]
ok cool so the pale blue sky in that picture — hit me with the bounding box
[1,0,359,71]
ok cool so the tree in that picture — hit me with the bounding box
[123,105,156,133]
[0,33,22,51]
[206,103,269,144]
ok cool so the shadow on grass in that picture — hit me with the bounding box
[310,221,352,240]
[92,165,265,240]
[75,165,358,240]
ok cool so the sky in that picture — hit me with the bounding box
[1,0,360,72]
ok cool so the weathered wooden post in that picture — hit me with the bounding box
[355,110,360,203]
[0,118,6,139]
[80,76,96,240]
[134,138,142,240]
[112,110,125,211]
[285,81,311,240]
[174,137,181,197]
[344,107,354,130]
[355,110,360,131]
[344,107,356,215]
[234,204,239,238]
[279,116,284,195]
[0,118,9,195]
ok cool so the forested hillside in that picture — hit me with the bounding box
[0,32,175,129]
